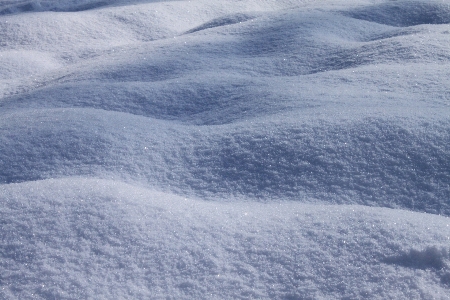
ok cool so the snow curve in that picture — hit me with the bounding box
[1,0,450,298]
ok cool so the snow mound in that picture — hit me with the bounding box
[1,108,449,214]
[0,0,449,214]
[0,51,61,80]
[1,178,450,299]
[0,0,134,14]
[0,0,43,15]
[1,0,450,298]
[345,0,450,27]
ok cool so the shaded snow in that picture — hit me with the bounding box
[1,0,450,298]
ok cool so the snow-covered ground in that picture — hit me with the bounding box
[0,0,449,298]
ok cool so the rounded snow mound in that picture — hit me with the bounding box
[344,1,450,27]
[0,108,448,215]
[1,178,450,299]
[0,0,125,14]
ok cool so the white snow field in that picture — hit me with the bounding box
[0,0,449,298]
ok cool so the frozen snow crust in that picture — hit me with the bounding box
[1,0,450,298]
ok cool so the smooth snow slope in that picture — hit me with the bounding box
[0,0,450,299]
[2,178,450,299]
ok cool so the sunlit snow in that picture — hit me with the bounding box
[1,0,449,299]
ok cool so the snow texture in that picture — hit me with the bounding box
[0,0,450,299]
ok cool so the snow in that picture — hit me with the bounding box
[0,0,449,298]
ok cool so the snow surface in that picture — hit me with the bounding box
[0,0,449,298]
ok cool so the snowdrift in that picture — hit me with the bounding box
[1,178,450,299]
[1,0,449,298]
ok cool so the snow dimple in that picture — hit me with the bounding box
[344,1,450,27]
[384,246,450,286]
[60,1,110,12]
[384,246,449,271]
[185,13,256,34]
